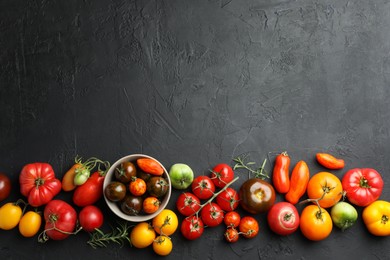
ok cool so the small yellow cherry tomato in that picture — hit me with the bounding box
[19,211,42,237]
[130,222,156,248]
[153,235,173,256]
[152,209,178,236]
[0,202,23,230]
[363,200,390,236]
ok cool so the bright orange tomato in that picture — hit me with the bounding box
[300,205,333,241]
[307,172,342,208]
[130,222,156,248]
[19,211,42,237]
[152,209,178,236]
[143,197,161,214]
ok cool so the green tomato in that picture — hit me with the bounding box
[331,201,358,231]
[74,169,90,186]
[169,163,194,190]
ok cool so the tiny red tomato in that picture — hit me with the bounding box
[224,211,241,228]
[224,227,239,243]
[176,192,201,216]
[181,215,204,240]
[239,216,259,239]
[210,164,234,188]
[267,202,300,236]
[216,187,239,212]
[191,176,215,200]
[200,202,224,227]
[129,178,147,197]
[79,205,104,233]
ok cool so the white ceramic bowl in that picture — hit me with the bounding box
[103,154,171,222]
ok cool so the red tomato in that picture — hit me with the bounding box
[342,168,384,207]
[137,158,164,176]
[224,227,239,243]
[191,176,215,200]
[0,173,11,202]
[210,164,234,188]
[43,200,77,240]
[129,178,146,196]
[79,205,104,232]
[272,152,290,194]
[224,211,241,228]
[200,202,224,227]
[19,163,62,207]
[216,187,239,212]
[176,192,201,216]
[181,215,204,240]
[73,172,105,207]
[239,216,259,238]
[267,202,300,236]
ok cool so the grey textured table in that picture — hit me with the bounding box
[1,0,389,259]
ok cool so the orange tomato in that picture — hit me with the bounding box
[62,163,83,191]
[129,178,147,196]
[152,209,178,236]
[130,222,156,248]
[285,161,310,205]
[316,153,345,170]
[153,235,173,256]
[19,211,42,237]
[143,197,161,214]
[300,205,333,241]
[307,172,342,208]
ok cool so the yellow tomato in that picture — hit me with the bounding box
[0,202,23,230]
[363,200,390,236]
[19,211,42,237]
[152,209,178,236]
[153,235,173,256]
[130,222,156,248]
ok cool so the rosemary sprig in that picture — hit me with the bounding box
[233,154,269,179]
[87,222,131,249]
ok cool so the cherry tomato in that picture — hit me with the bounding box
[0,173,12,202]
[239,216,259,238]
[115,161,137,183]
[210,163,234,188]
[307,172,342,208]
[216,187,239,212]
[200,202,224,227]
[224,211,241,228]
[0,202,23,230]
[143,197,161,214]
[153,235,173,256]
[104,181,127,202]
[79,205,104,232]
[130,222,156,248]
[19,211,42,237]
[285,161,310,205]
[272,152,290,194]
[147,177,169,198]
[300,205,333,241]
[152,209,178,236]
[129,178,146,196]
[267,202,300,236]
[121,195,143,216]
[191,176,215,200]
[181,215,204,240]
[316,153,345,170]
[176,192,201,216]
[224,227,239,243]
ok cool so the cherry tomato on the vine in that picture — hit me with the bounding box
[192,176,215,200]
[216,187,239,212]
[210,164,234,188]
[239,216,259,239]
[200,202,224,227]
[224,227,239,243]
[176,192,201,216]
[181,215,204,240]
[224,211,241,228]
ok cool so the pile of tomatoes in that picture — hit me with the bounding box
[104,158,169,216]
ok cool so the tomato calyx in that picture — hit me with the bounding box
[34,177,45,188]
[359,177,371,189]
[382,215,389,224]
[283,213,293,222]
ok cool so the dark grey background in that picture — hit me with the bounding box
[1,0,390,259]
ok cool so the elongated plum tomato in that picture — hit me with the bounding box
[267,202,300,236]
[272,152,290,194]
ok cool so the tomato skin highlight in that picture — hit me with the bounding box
[272,152,290,194]
[362,200,390,236]
[285,161,309,205]
[342,168,383,207]
[316,153,345,170]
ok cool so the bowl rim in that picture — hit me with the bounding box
[103,153,171,222]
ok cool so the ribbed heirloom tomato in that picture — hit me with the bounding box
[307,172,342,208]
